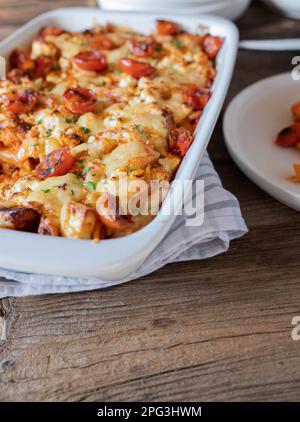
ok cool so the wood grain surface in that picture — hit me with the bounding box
[1,0,300,402]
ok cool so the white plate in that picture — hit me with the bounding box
[0,7,238,278]
[224,72,300,212]
[262,0,300,19]
[98,0,251,21]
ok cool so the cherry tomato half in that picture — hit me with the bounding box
[203,35,223,60]
[9,49,35,72]
[183,86,211,111]
[63,87,97,115]
[89,34,115,50]
[0,207,40,232]
[292,123,300,137]
[119,58,156,79]
[40,27,64,38]
[128,40,154,58]
[275,126,300,147]
[34,56,55,78]
[74,50,107,73]
[3,91,37,114]
[96,192,131,230]
[36,148,74,179]
[169,127,194,157]
[156,20,182,36]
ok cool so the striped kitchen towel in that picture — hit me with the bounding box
[0,152,248,297]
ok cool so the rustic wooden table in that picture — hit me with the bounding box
[1,0,300,402]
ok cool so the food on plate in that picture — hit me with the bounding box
[0,20,222,239]
[275,101,300,181]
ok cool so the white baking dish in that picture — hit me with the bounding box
[0,7,238,278]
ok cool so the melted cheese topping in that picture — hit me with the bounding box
[0,22,218,239]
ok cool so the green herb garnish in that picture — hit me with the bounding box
[36,119,42,125]
[45,129,52,137]
[133,124,144,134]
[172,39,183,49]
[80,126,91,134]
[42,189,50,194]
[81,167,92,176]
[84,181,97,191]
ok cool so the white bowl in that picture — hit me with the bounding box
[262,0,300,19]
[224,73,300,212]
[0,7,238,278]
[98,0,251,21]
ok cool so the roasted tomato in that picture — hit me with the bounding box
[275,126,300,147]
[294,164,300,180]
[0,207,40,232]
[183,86,211,110]
[96,193,131,230]
[119,58,156,78]
[34,55,55,78]
[203,35,223,60]
[3,91,38,114]
[128,40,154,57]
[63,87,97,115]
[40,26,64,38]
[156,20,182,36]
[292,102,300,122]
[73,50,107,73]
[9,49,35,72]
[36,147,74,179]
[89,34,115,50]
[292,123,300,137]
[169,127,194,157]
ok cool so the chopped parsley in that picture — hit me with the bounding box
[172,39,183,49]
[81,167,92,176]
[45,129,52,137]
[99,80,106,86]
[71,189,75,196]
[133,124,145,134]
[84,181,97,191]
[36,119,42,125]
[80,126,91,134]
[42,189,50,194]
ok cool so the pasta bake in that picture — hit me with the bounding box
[0,20,222,239]
[275,101,300,181]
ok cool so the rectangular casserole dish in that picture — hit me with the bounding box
[0,7,238,278]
